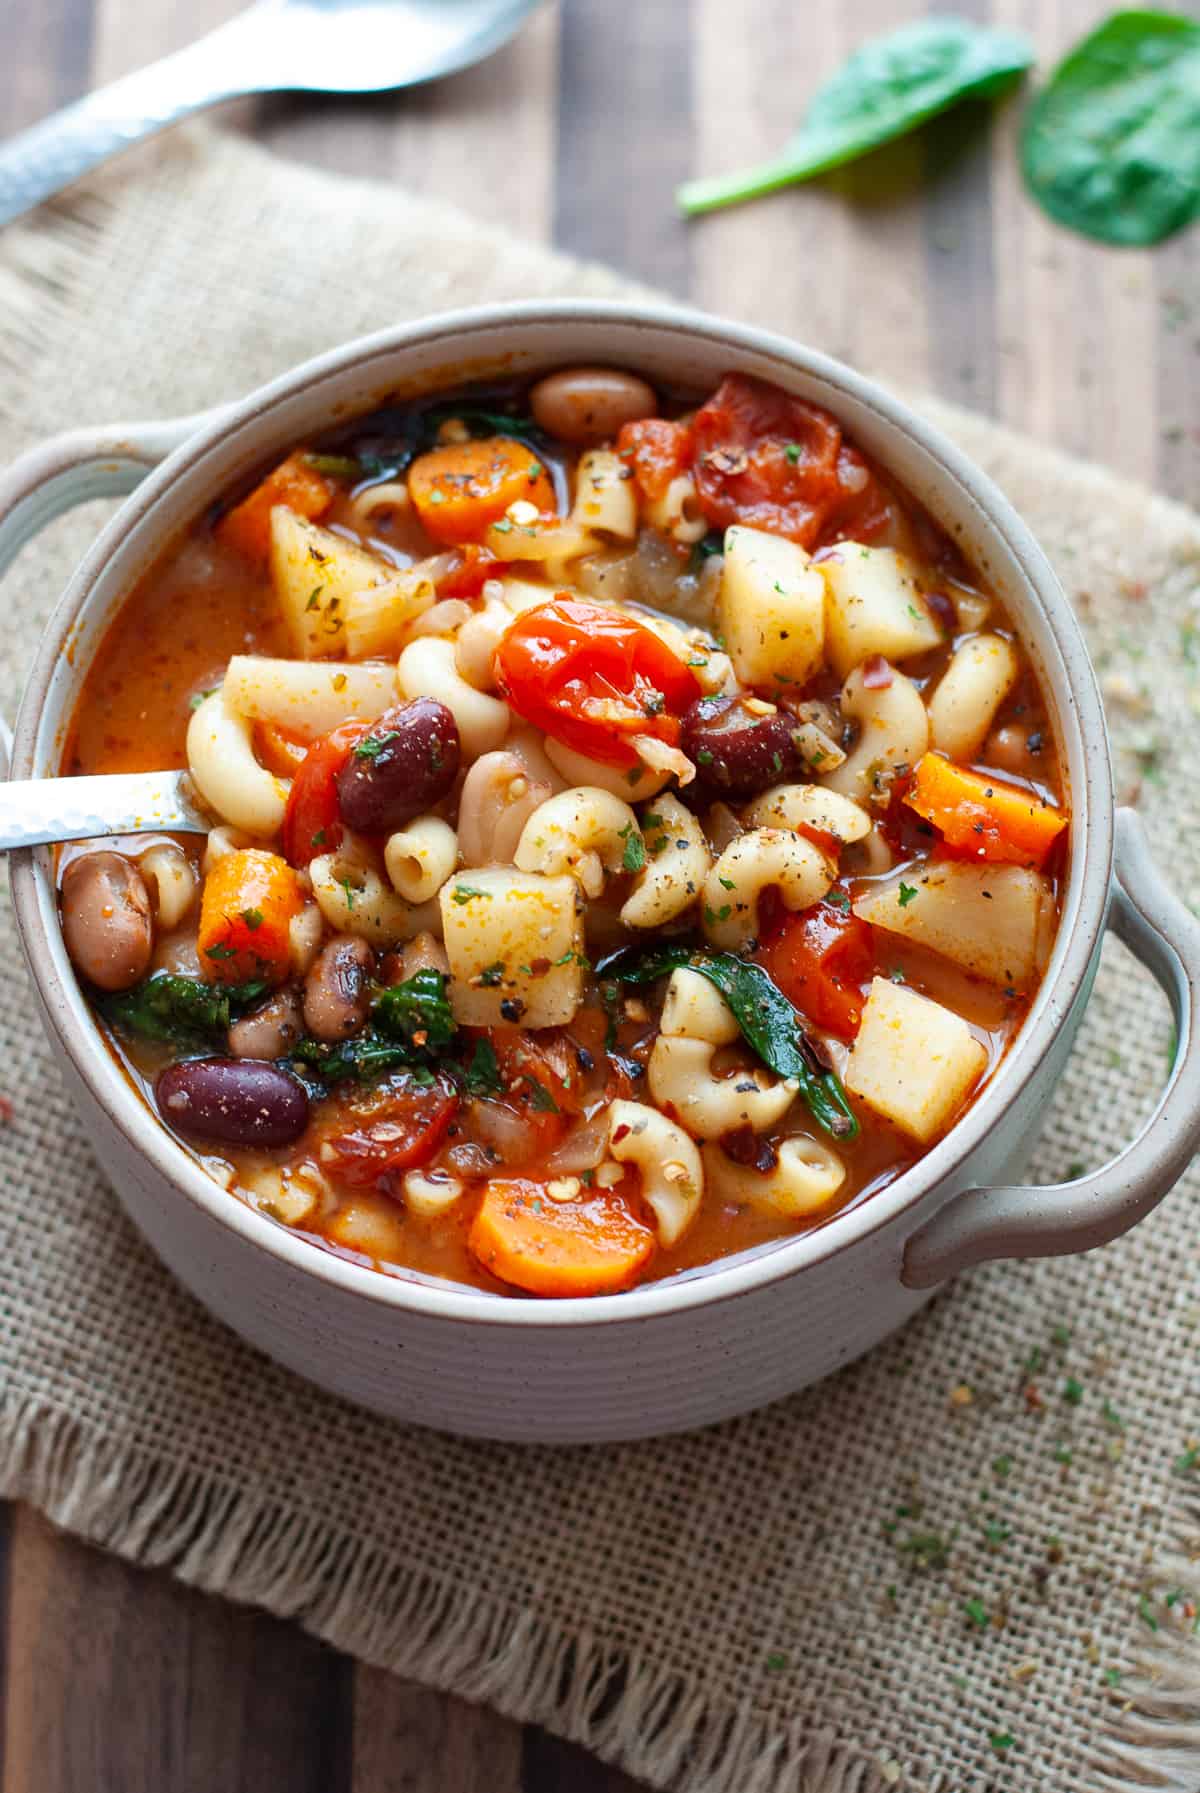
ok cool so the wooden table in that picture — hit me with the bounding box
[1,2,1195,1786]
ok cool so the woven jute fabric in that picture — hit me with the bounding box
[0,129,1197,1793]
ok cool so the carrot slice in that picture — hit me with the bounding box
[408,437,556,546]
[468,1179,655,1297]
[217,453,334,562]
[198,848,303,985]
[906,751,1067,868]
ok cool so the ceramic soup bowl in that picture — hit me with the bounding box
[4,301,1199,1443]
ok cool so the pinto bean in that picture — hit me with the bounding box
[681,696,801,798]
[156,1058,308,1147]
[303,936,374,1041]
[529,367,658,444]
[61,851,154,992]
[335,698,459,834]
[228,987,304,1060]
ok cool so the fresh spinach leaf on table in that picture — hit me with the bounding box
[1021,10,1200,247]
[677,16,1033,216]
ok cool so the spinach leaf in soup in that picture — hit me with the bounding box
[1021,10,1200,247]
[677,16,1033,215]
[99,974,268,1047]
[599,943,859,1142]
[372,968,457,1054]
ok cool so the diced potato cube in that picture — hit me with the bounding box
[270,508,427,658]
[846,978,987,1143]
[819,543,943,678]
[852,862,1054,988]
[717,525,825,688]
[439,868,584,1028]
[223,655,398,741]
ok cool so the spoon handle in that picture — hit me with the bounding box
[0,22,252,229]
[0,771,210,851]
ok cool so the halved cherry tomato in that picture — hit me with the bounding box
[755,892,875,1041]
[323,1072,460,1192]
[494,597,702,768]
[280,719,373,866]
[616,417,694,502]
[436,543,504,599]
[689,373,891,549]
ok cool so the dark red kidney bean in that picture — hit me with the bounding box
[156,1058,308,1148]
[680,696,801,798]
[335,698,459,834]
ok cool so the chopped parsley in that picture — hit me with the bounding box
[462,1037,502,1098]
[524,1076,560,1114]
[619,822,646,874]
[352,730,400,762]
[305,585,324,612]
[240,908,264,931]
[963,1597,990,1629]
[784,442,802,464]
[897,881,919,907]
[451,883,491,905]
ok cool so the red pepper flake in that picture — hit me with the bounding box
[862,654,894,690]
[1023,1382,1045,1412]
[0,1095,13,1126]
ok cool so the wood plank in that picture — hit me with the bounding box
[522,1726,648,1792]
[1,1504,353,1793]
[351,1667,523,1793]
[0,0,93,133]
[555,0,693,293]
[250,4,560,244]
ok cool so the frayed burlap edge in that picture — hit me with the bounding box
[2,149,1199,1793]
[0,1386,928,1793]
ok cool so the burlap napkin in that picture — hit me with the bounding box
[1,128,1198,1793]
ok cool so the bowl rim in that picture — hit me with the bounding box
[10,297,1113,1330]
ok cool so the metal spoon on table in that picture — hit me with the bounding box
[0,0,542,229]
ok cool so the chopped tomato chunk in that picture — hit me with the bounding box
[755,892,875,1041]
[494,597,701,768]
[323,1073,460,1192]
[436,543,505,599]
[616,417,693,502]
[689,373,891,549]
[280,719,373,867]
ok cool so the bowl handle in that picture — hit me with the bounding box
[902,807,1200,1289]
[0,408,231,578]
[0,408,230,774]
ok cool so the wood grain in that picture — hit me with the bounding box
[1,0,1196,1787]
